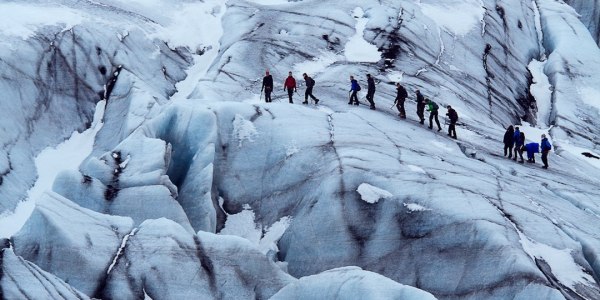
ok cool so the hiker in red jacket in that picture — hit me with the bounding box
[283,71,297,103]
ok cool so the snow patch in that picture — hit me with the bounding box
[387,71,404,83]
[404,203,431,212]
[419,0,485,36]
[220,204,261,244]
[0,3,86,39]
[233,114,258,147]
[528,59,553,128]
[293,51,343,76]
[151,1,225,51]
[0,101,106,239]
[344,7,382,63]
[407,165,426,174]
[357,183,393,204]
[519,122,552,145]
[578,87,600,111]
[219,204,292,255]
[556,141,600,170]
[519,232,596,291]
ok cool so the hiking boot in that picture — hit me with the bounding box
[354,102,359,106]
[348,102,352,105]
[315,99,319,105]
[542,165,548,169]
[302,101,308,104]
[429,126,433,130]
[437,128,442,132]
[370,106,375,110]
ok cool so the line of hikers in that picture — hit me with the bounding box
[503,126,553,169]
[261,71,459,139]
[262,71,319,105]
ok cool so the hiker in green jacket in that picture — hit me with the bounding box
[426,98,442,131]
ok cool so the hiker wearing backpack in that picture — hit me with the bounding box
[261,71,273,103]
[348,76,360,105]
[503,125,515,158]
[394,83,408,118]
[513,127,524,161]
[283,71,297,104]
[416,90,426,124]
[541,134,552,169]
[446,105,458,139]
[426,98,442,131]
[302,73,319,104]
[524,142,539,163]
[366,74,376,110]
[515,132,526,163]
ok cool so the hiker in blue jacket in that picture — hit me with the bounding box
[348,76,360,105]
[514,132,525,163]
[541,134,552,169]
[513,127,523,161]
[524,142,539,163]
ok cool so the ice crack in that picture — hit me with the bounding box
[107,228,138,275]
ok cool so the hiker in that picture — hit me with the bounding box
[366,74,376,110]
[513,126,523,160]
[348,76,360,105]
[541,134,552,169]
[524,142,539,163]
[283,71,297,103]
[416,90,426,124]
[446,105,458,139]
[515,132,525,163]
[426,98,442,131]
[261,71,273,103]
[503,125,515,158]
[302,73,319,104]
[394,83,408,118]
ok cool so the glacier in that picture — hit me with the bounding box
[1,0,600,299]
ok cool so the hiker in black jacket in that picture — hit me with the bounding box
[503,125,515,158]
[366,74,376,110]
[302,73,319,104]
[416,90,426,124]
[446,105,458,139]
[394,83,408,118]
[261,71,273,103]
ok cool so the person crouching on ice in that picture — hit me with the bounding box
[524,142,540,163]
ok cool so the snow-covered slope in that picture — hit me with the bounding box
[2,0,600,299]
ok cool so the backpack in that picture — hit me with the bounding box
[357,84,361,91]
[432,102,439,111]
[400,86,408,98]
[309,77,315,87]
[449,109,458,121]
